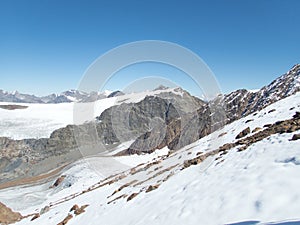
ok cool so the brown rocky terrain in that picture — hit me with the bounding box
[0,105,28,110]
[0,202,22,225]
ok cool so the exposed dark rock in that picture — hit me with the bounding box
[107,90,124,98]
[218,132,227,137]
[50,175,66,188]
[252,127,262,133]
[293,112,300,119]
[31,213,40,221]
[70,205,79,212]
[263,124,272,128]
[268,109,276,113]
[73,205,88,215]
[236,127,251,139]
[145,184,160,193]
[245,119,253,123]
[290,134,300,141]
[127,193,139,201]
[57,214,73,225]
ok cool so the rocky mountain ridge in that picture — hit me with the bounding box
[0,64,299,184]
[122,64,300,154]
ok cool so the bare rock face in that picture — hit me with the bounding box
[0,202,22,224]
[215,64,300,122]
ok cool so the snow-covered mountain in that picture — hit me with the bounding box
[0,79,300,225]
[0,89,120,104]
[0,65,299,183]
[0,65,300,225]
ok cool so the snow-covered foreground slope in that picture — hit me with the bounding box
[0,88,184,139]
[1,93,300,225]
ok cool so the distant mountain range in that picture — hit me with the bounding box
[0,89,124,103]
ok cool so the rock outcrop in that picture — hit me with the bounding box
[0,202,22,224]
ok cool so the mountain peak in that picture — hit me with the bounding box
[153,85,170,91]
[290,63,300,71]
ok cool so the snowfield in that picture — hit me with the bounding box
[0,92,300,225]
[0,98,118,139]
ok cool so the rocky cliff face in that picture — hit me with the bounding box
[222,64,300,121]
[96,89,205,145]
[122,64,300,154]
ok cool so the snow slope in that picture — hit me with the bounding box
[1,92,300,225]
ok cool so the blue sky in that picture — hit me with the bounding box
[0,0,299,96]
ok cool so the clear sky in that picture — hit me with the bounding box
[1,0,300,96]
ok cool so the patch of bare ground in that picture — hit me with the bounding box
[183,112,300,169]
[57,214,73,225]
[107,194,128,204]
[70,204,89,216]
[146,165,164,175]
[218,132,227,137]
[252,127,262,133]
[133,164,179,187]
[127,192,140,201]
[108,180,138,198]
[129,160,162,176]
[49,171,130,207]
[290,133,300,141]
[0,202,23,225]
[30,213,40,221]
[50,175,66,188]
[0,105,28,110]
[215,159,225,166]
[0,163,69,190]
[145,184,160,193]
